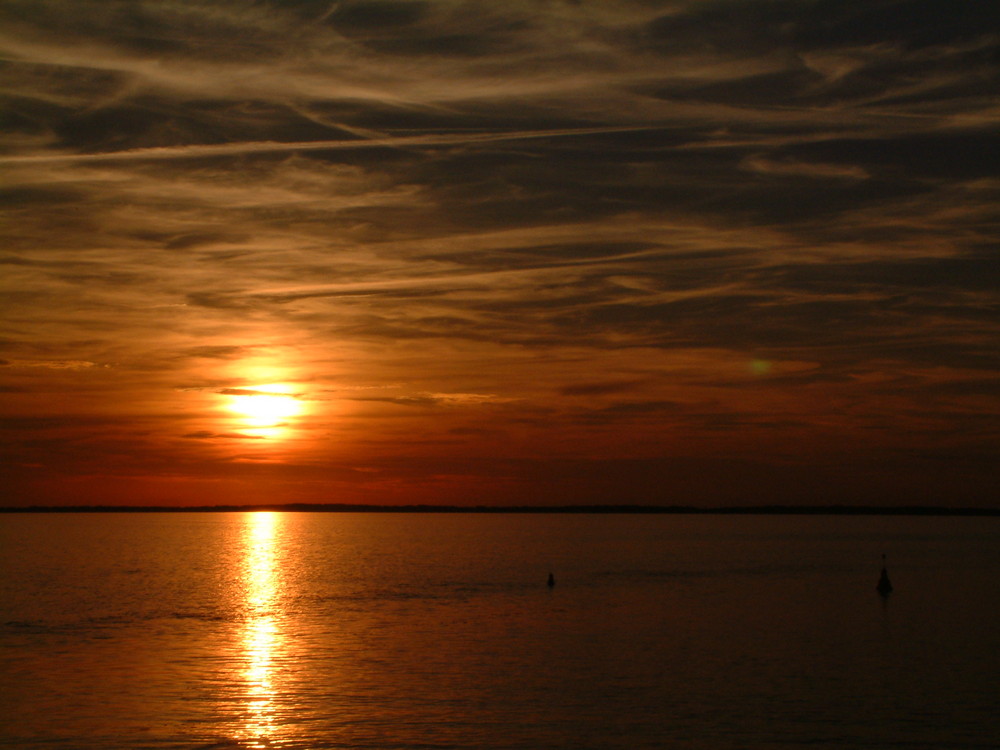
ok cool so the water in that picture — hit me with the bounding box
[1,512,998,749]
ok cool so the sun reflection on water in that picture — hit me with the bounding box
[241,511,280,746]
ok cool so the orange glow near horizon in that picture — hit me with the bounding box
[3,0,998,512]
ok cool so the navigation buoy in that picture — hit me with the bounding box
[876,554,893,597]
[547,572,555,588]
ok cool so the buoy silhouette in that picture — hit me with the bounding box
[876,554,893,597]
[547,572,555,588]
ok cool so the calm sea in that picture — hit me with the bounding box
[1,512,998,749]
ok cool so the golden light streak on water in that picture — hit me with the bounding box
[241,511,280,747]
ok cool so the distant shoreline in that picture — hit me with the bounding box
[1,503,998,516]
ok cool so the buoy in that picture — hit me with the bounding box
[876,554,893,597]
[547,572,555,587]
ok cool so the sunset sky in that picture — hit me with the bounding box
[2,0,997,508]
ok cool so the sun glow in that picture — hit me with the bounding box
[225,383,304,439]
[228,384,302,425]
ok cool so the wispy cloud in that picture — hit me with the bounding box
[2,0,997,507]
[1,359,98,370]
[739,155,869,181]
[0,126,658,165]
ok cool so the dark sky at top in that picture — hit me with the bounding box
[1,0,998,507]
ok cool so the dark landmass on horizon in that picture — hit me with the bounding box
[2,504,998,516]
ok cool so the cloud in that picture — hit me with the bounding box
[740,155,869,181]
[180,345,254,360]
[0,359,97,370]
[0,126,660,165]
[349,391,512,407]
[559,380,646,397]
[215,388,302,398]
[1,0,997,507]
[183,431,265,440]
[0,415,116,430]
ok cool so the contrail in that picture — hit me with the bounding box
[0,126,656,165]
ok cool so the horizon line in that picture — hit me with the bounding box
[2,503,998,516]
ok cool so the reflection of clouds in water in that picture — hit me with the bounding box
[242,512,278,745]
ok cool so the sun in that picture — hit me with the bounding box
[227,384,303,428]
